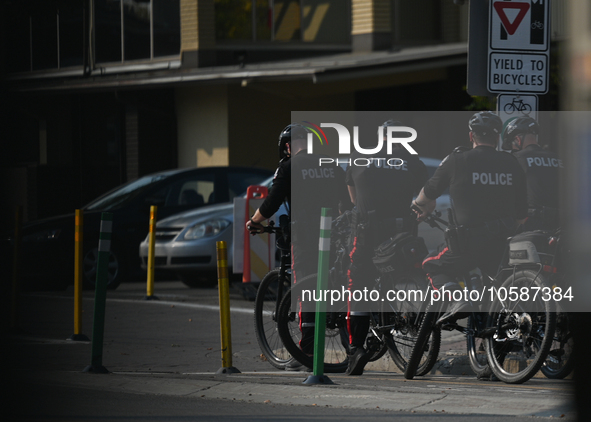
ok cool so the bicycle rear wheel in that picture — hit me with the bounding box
[276,273,349,373]
[484,269,556,384]
[254,269,292,369]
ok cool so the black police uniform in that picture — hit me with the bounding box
[512,144,562,231]
[421,145,528,290]
[345,149,428,349]
[260,150,350,279]
[259,149,350,354]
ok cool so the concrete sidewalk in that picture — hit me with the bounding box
[5,284,576,420]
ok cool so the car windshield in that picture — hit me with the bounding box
[85,174,170,211]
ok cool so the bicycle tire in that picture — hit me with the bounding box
[254,268,293,369]
[540,311,574,379]
[466,314,493,378]
[380,274,440,375]
[484,269,556,384]
[403,304,439,379]
[276,273,349,373]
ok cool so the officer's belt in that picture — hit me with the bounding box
[464,218,517,237]
[528,207,558,219]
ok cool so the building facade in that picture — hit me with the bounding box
[1,0,495,228]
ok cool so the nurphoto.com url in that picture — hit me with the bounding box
[300,285,574,307]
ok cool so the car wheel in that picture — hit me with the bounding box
[83,247,124,290]
[176,271,218,288]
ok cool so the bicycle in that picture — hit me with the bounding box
[276,211,441,374]
[253,218,295,369]
[538,230,574,380]
[504,98,532,115]
[253,215,355,371]
[404,210,557,384]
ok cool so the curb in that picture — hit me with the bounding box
[365,352,475,376]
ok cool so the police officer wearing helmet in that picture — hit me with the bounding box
[413,111,528,326]
[502,116,562,231]
[344,119,428,375]
[247,123,351,368]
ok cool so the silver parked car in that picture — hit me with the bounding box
[139,176,285,287]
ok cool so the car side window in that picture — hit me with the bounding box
[166,176,215,207]
[228,171,268,200]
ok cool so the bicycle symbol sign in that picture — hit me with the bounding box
[498,94,538,124]
[504,97,532,114]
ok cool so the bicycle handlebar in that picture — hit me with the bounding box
[410,204,449,231]
[247,220,283,234]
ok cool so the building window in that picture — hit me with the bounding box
[4,0,84,72]
[59,3,84,68]
[274,0,300,41]
[153,0,181,56]
[95,0,123,63]
[3,0,180,73]
[215,0,272,41]
[215,0,349,44]
[95,0,180,64]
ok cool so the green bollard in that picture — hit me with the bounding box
[303,207,334,385]
[83,212,113,374]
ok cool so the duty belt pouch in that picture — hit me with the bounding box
[372,232,429,276]
[444,225,469,255]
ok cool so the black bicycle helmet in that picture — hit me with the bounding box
[382,119,403,128]
[379,119,403,138]
[277,124,309,159]
[468,111,502,137]
[501,116,540,151]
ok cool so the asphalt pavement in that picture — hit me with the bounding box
[4,279,577,421]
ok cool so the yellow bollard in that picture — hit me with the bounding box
[70,209,89,341]
[145,205,159,300]
[216,241,240,374]
[10,206,22,332]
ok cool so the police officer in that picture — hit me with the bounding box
[247,123,351,368]
[413,111,528,325]
[345,119,428,375]
[502,116,562,231]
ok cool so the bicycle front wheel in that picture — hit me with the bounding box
[254,269,292,369]
[484,269,556,384]
[276,273,349,373]
[403,304,440,379]
[540,311,574,379]
[466,314,493,378]
[381,274,440,375]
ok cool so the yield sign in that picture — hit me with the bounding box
[493,2,530,36]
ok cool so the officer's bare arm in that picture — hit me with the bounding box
[412,188,437,220]
[348,185,356,206]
